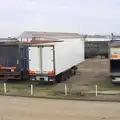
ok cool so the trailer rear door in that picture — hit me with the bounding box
[29,46,41,73]
[0,45,21,72]
[41,46,54,75]
[29,45,55,75]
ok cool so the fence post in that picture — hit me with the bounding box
[4,83,7,94]
[95,85,98,96]
[30,84,34,96]
[65,84,67,96]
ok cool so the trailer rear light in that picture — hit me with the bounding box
[11,67,16,70]
[29,70,36,74]
[49,78,54,81]
[48,71,54,75]
[0,66,16,70]
[110,55,117,59]
[49,77,55,81]
[30,78,36,81]
[1,67,6,70]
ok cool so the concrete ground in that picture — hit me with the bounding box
[0,96,120,120]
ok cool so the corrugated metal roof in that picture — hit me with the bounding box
[19,31,81,39]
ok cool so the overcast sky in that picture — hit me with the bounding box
[0,0,120,37]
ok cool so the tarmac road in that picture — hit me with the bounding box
[0,96,120,120]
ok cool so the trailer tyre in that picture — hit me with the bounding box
[72,66,77,76]
[74,70,76,75]
[67,70,70,79]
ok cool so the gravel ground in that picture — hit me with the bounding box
[1,58,119,98]
[52,58,109,93]
[0,96,120,120]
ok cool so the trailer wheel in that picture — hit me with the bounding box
[73,66,77,75]
[71,68,75,76]
[56,69,74,83]
[73,70,76,75]
[67,70,70,79]
[65,70,70,79]
[63,72,67,81]
[69,69,72,77]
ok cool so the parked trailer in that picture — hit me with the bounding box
[28,38,84,83]
[0,44,29,81]
[0,40,68,81]
[109,40,120,83]
[85,41,109,58]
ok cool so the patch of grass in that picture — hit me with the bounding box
[90,78,120,91]
[0,82,53,97]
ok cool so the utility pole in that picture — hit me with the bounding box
[111,33,114,41]
[83,34,87,41]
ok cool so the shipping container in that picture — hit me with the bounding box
[28,38,84,82]
[109,41,120,83]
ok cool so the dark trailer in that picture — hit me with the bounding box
[0,44,29,81]
[85,41,109,58]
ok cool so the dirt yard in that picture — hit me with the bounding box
[0,96,120,120]
[52,58,110,92]
[1,58,119,97]
[68,58,109,85]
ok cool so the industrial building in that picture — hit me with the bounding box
[18,31,81,41]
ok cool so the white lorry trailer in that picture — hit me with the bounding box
[28,38,84,82]
[109,40,120,83]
